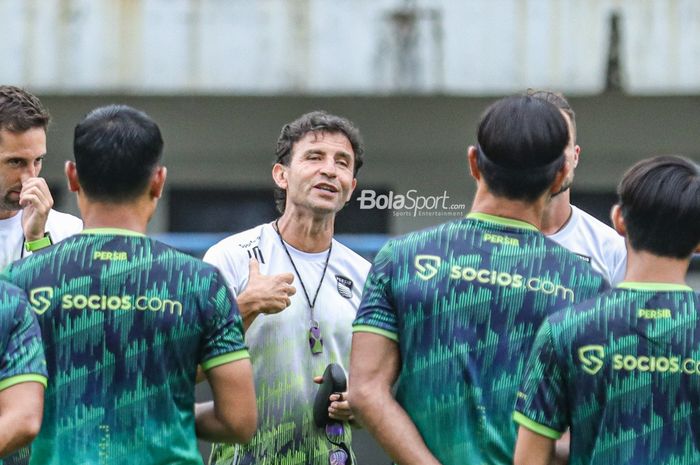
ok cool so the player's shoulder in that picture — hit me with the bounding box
[0,279,28,299]
[571,206,623,243]
[547,289,622,335]
[331,238,371,271]
[384,218,467,251]
[204,223,267,262]
[0,279,30,322]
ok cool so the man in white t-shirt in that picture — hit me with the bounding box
[530,89,626,285]
[204,111,371,465]
[0,86,82,269]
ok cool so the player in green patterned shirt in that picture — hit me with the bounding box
[0,281,46,464]
[349,96,608,465]
[2,105,257,465]
[514,155,700,465]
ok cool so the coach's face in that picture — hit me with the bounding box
[274,130,357,216]
[0,127,46,218]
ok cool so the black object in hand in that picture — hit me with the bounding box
[313,363,347,428]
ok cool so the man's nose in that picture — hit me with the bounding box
[319,158,337,177]
[21,164,38,181]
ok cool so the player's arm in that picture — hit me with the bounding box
[514,426,555,465]
[349,332,441,465]
[195,358,256,443]
[0,381,44,456]
[513,319,568,465]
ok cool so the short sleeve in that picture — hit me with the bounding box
[199,270,249,371]
[513,319,567,439]
[352,240,399,342]
[0,289,47,390]
[203,245,242,298]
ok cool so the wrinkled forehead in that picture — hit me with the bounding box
[291,129,355,158]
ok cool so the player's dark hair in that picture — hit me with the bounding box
[618,155,700,259]
[73,104,163,202]
[274,110,364,214]
[526,89,576,142]
[0,85,50,136]
[476,96,568,202]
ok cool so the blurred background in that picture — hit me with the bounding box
[2,0,698,463]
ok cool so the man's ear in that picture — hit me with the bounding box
[550,160,572,194]
[272,163,288,189]
[150,166,167,199]
[345,178,357,203]
[65,161,80,193]
[573,145,581,167]
[467,146,480,181]
[611,204,626,237]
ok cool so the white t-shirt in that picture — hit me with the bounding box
[0,209,83,270]
[548,205,627,285]
[204,222,370,465]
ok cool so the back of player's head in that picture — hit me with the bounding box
[73,104,163,202]
[526,89,576,142]
[618,155,700,259]
[476,96,568,202]
[0,85,50,135]
[273,110,364,213]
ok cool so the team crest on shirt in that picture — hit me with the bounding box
[414,254,441,280]
[29,287,54,315]
[335,275,353,299]
[578,345,605,375]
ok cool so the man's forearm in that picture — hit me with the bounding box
[234,292,259,332]
[352,390,441,465]
[0,385,43,456]
[194,401,250,444]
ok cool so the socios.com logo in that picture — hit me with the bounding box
[29,287,54,315]
[414,255,441,280]
[578,345,605,375]
[61,294,183,316]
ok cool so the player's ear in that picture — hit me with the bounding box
[467,146,480,180]
[611,204,626,237]
[150,166,167,199]
[573,145,581,166]
[272,163,288,189]
[550,158,572,195]
[65,161,80,193]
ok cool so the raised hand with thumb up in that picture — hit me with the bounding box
[236,258,296,331]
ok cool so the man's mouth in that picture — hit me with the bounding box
[314,183,339,193]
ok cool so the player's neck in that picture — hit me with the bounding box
[541,193,572,235]
[0,208,19,220]
[276,210,333,253]
[622,249,691,286]
[80,201,151,234]
[470,191,545,230]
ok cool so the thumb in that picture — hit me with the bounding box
[248,258,260,276]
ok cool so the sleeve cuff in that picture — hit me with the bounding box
[352,324,399,342]
[201,349,250,371]
[25,233,53,252]
[513,411,563,439]
[0,374,48,391]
